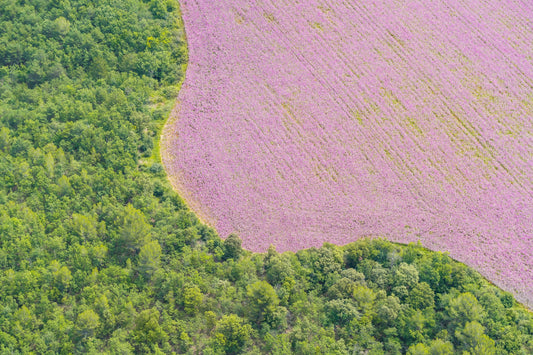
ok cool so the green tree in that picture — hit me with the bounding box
[446,292,484,327]
[407,343,429,355]
[428,339,454,354]
[117,204,151,256]
[137,240,162,278]
[133,309,167,352]
[246,280,280,324]
[325,299,360,325]
[408,282,435,309]
[223,233,242,260]
[375,295,401,327]
[50,260,72,292]
[70,213,99,242]
[327,277,357,299]
[214,314,252,355]
[265,252,295,286]
[183,285,203,315]
[455,321,497,355]
[77,309,100,339]
[394,262,419,289]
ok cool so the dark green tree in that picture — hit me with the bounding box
[223,233,242,260]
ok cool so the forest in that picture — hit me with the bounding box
[0,0,532,353]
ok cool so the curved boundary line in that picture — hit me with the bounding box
[159,2,218,230]
[158,1,532,311]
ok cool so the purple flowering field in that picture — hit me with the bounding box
[162,0,533,305]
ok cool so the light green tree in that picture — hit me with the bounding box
[455,321,497,355]
[118,204,151,256]
[246,280,280,324]
[133,309,167,351]
[138,240,162,278]
[428,339,454,354]
[447,293,484,327]
[183,285,203,315]
[77,309,100,339]
[407,343,429,355]
[214,314,252,355]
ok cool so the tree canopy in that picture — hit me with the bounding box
[0,0,532,353]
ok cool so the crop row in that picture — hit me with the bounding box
[163,0,533,305]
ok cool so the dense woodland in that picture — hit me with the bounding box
[0,0,532,353]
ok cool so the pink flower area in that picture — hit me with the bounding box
[162,0,533,306]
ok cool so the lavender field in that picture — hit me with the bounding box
[162,0,533,305]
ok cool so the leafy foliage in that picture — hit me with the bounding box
[0,0,532,354]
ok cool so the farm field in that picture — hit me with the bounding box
[162,0,533,306]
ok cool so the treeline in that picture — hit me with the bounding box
[0,0,532,353]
